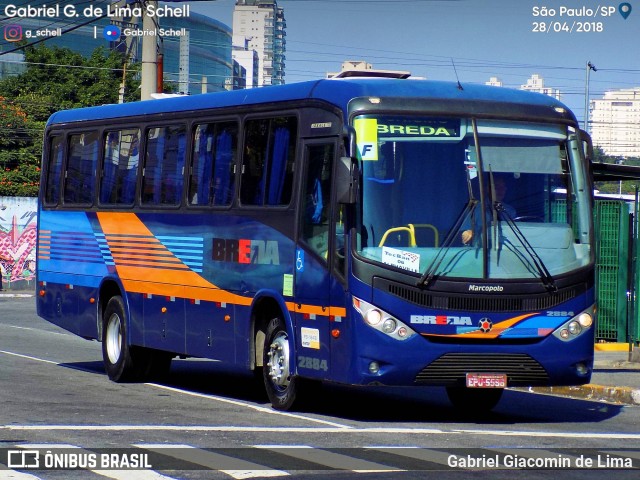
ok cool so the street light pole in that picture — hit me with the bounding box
[141,0,158,100]
[583,61,597,131]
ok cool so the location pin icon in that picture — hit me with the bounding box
[619,2,632,19]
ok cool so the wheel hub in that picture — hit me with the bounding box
[105,313,122,365]
[266,332,290,388]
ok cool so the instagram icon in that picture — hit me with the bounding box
[4,24,22,42]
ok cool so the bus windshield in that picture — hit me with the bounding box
[355,115,593,281]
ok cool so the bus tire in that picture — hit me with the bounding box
[102,295,140,382]
[446,386,503,413]
[263,316,299,411]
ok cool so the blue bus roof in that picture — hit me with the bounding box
[46,78,576,126]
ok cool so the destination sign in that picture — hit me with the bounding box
[354,116,462,161]
[376,119,460,137]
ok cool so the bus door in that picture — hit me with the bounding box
[294,140,340,380]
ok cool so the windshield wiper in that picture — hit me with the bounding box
[416,198,478,288]
[495,203,557,292]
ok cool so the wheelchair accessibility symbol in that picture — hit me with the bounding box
[296,249,304,272]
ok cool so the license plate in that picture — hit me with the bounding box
[466,373,507,388]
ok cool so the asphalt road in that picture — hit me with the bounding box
[1,295,639,480]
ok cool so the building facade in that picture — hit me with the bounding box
[232,0,286,87]
[520,74,561,101]
[590,88,640,158]
[0,0,233,95]
[232,35,259,89]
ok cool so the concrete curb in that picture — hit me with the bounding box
[524,384,640,406]
[594,343,631,352]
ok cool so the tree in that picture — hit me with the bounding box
[592,146,640,195]
[0,97,40,196]
[0,44,141,196]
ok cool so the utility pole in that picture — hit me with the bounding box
[583,61,597,131]
[178,31,190,94]
[141,0,158,100]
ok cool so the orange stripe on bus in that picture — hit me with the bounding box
[112,253,188,268]
[97,212,156,237]
[96,212,348,321]
[109,245,167,252]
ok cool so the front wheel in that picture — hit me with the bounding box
[446,387,504,413]
[263,316,299,410]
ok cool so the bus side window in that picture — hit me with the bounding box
[44,136,64,205]
[241,116,297,206]
[142,125,186,206]
[100,129,140,205]
[189,121,238,207]
[64,132,99,205]
[300,144,334,259]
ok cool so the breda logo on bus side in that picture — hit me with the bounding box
[212,238,280,265]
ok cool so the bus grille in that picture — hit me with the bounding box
[377,278,577,312]
[414,353,549,386]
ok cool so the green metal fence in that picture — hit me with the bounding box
[552,197,638,343]
[594,200,630,341]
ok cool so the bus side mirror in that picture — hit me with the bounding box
[579,129,593,163]
[337,156,359,204]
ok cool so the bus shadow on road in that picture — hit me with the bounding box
[58,358,626,425]
[160,359,627,425]
[58,360,106,375]
[298,385,627,424]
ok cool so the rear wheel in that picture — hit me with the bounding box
[263,316,299,410]
[102,295,138,382]
[102,296,172,382]
[446,386,504,413]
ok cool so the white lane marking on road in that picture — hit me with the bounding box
[145,383,349,428]
[15,444,176,480]
[0,350,60,365]
[134,444,289,479]
[3,325,70,336]
[254,445,404,473]
[4,425,640,440]
[0,470,42,479]
[365,446,456,467]
[0,349,350,428]
[450,428,640,438]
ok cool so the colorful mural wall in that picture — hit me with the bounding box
[0,196,37,290]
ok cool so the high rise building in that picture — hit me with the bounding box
[232,0,286,87]
[520,74,561,100]
[0,0,233,95]
[590,88,640,158]
[232,35,259,89]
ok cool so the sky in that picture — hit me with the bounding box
[0,0,636,125]
[185,0,639,125]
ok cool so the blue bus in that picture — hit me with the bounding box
[36,75,595,411]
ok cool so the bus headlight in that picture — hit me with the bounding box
[382,318,397,334]
[552,307,595,342]
[578,312,593,328]
[365,309,382,326]
[568,321,582,335]
[353,297,416,341]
